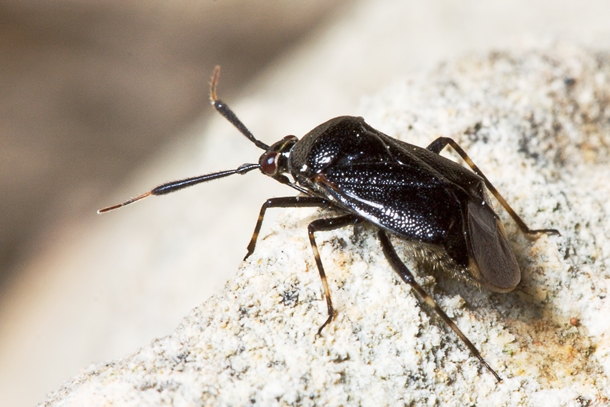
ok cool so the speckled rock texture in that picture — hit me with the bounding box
[42,47,610,406]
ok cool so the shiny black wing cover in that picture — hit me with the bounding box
[291,116,520,290]
[292,117,483,243]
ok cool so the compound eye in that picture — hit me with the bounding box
[260,152,278,175]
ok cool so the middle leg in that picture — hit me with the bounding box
[307,214,360,335]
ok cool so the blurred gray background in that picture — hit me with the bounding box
[0,0,342,290]
[2,1,610,406]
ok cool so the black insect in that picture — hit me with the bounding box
[99,66,559,382]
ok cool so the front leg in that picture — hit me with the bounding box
[244,196,329,260]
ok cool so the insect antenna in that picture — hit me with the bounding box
[98,66,271,214]
[97,163,260,213]
[210,66,269,151]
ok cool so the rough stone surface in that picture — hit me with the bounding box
[42,47,610,406]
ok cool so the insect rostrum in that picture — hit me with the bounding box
[99,66,559,383]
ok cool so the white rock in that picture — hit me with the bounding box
[42,46,610,406]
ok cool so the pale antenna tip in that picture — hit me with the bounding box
[210,65,221,103]
[97,192,152,214]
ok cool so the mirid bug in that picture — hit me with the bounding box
[99,66,559,382]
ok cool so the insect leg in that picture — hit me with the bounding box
[377,229,502,383]
[307,214,360,335]
[245,196,329,260]
[426,137,559,237]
